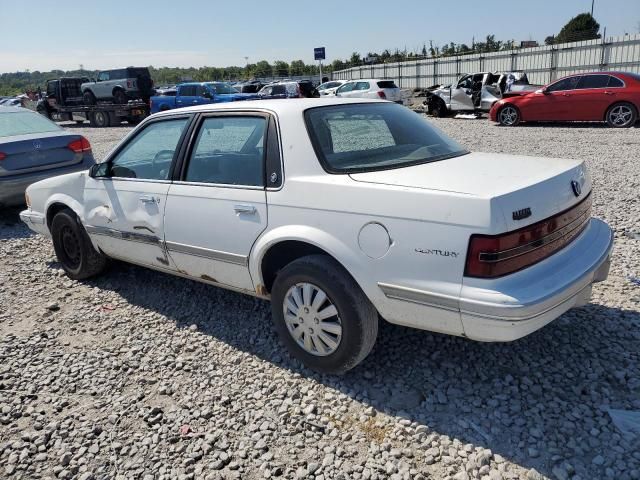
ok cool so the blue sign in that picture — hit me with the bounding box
[314,47,326,61]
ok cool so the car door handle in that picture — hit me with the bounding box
[604,91,616,95]
[562,93,571,96]
[140,195,158,204]
[233,204,256,214]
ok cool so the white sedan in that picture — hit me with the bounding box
[21,98,613,374]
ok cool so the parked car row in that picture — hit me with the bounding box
[19,98,613,374]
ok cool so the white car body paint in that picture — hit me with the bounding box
[21,98,613,343]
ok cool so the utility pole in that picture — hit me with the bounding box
[591,0,594,16]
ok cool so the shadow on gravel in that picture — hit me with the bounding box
[0,207,32,240]
[82,261,640,479]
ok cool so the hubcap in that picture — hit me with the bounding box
[609,105,633,126]
[60,225,81,269]
[500,106,518,125]
[283,282,342,357]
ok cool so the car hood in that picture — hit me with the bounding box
[349,152,589,231]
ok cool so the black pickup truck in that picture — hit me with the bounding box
[36,77,149,128]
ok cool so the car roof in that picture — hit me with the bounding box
[153,97,389,117]
[344,78,394,83]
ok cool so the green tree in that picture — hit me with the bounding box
[349,52,361,66]
[289,60,306,76]
[273,61,290,77]
[555,13,600,44]
[254,60,272,78]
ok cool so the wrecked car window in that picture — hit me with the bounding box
[305,103,467,174]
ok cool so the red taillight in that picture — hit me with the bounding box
[465,194,592,278]
[67,137,91,153]
[0,152,6,161]
[377,91,386,99]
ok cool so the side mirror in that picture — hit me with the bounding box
[89,162,110,178]
[538,87,549,94]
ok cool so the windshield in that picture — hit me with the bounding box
[0,111,61,137]
[304,103,467,173]
[206,83,237,94]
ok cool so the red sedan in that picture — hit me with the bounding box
[490,72,640,128]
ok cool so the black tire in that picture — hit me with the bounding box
[51,209,107,280]
[270,255,378,374]
[83,90,96,105]
[430,97,448,118]
[605,102,637,128]
[113,89,128,105]
[90,111,110,128]
[497,104,521,126]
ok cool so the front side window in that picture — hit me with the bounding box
[98,72,109,82]
[305,103,467,174]
[108,118,189,180]
[184,116,266,186]
[337,82,355,94]
[207,83,236,94]
[547,76,581,92]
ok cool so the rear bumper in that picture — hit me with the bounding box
[0,157,93,207]
[460,217,613,341]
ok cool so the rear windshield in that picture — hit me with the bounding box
[377,80,398,89]
[304,103,467,173]
[0,111,61,137]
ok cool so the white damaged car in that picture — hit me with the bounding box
[21,98,613,373]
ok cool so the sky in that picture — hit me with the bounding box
[1,0,638,73]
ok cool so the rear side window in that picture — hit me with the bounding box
[377,80,398,89]
[354,82,370,91]
[185,116,266,186]
[577,75,609,89]
[305,103,467,174]
[608,76,624,87]
[547,76,581,92]
[272,85,287,95]
[0,111,61,137]
[126,68,150,78]
[180,85,197,96]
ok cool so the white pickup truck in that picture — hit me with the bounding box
[20,98,613,374]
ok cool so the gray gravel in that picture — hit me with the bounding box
[1,118,639,480]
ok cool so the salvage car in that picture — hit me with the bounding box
[1,107,95,208]
[257,81,319,100]
[427,71,538,117]
[81,67,154,105]
[490,71,640,128]
[317,80,345,96]
[21,99,613,373]
[335,79,403,103]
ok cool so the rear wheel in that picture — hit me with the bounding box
[606,102,637,128]
[498,104,521,126]
[113,89,127,105]
[82,91,96,105]
[271,255,378,374]
[51,209,107,280]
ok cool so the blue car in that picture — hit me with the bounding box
[150,82,258,114]
[0,106,95,207]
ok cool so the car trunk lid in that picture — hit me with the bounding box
[0,132,84,177]
[349,151,589,232]
[376,81,401,101]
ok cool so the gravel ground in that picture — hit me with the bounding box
[1,117,639,480]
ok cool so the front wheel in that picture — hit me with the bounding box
[83,91,96,105]
[271,255,378,374]
[606,102,637,128]
[113,90,127,104]
[430,98,448,118]
[51,209,107,280]
[498,104,521,126]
